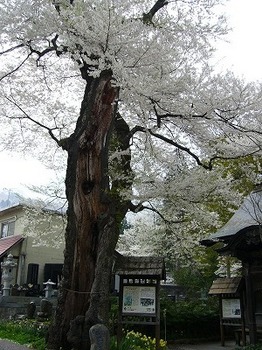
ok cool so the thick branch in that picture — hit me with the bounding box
[143,0,168,24]
[130,125,212,170]
[53,0,74,14]
[151,98,262,137]
[151,103,208,127]
[28,34,67,61]
[131,124,261,170]
[129,201,185,225]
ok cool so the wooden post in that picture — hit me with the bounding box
[240,293,246,346]
[244,262,257,345]
[156,277,160,350]
[219,296,225,346]
[117,276,124,349]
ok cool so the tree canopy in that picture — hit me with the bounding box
[1,0,261,169]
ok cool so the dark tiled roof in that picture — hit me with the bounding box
[205,188,262,243]
[209,277,243,295]
[0,235,24,258]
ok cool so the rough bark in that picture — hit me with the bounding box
[46,2,168,348]
[47,70,125,350]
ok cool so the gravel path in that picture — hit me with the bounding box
[168,340,237,350]
[0,340,32,350]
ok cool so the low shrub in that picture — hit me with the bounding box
[241,345,262,350]
[0,297,219,348]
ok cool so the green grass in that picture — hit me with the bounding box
[0,319,48,350]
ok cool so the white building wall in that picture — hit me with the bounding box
[23,236,64,286]
[0,205,65,289]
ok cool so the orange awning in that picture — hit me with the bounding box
[0,235,24,258]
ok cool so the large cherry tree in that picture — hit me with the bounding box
[0,1,262,349]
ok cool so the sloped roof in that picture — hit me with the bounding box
[114,255,166,279]
[0,235,24,258]
[0,204,24,218]
[0,203,65,218]
[203,187,262,244]
[209,277,243,295]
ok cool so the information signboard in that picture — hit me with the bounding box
[222,298,241,318]
[122,285,156,314]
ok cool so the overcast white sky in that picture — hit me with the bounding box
[0,0,262,194]
[0,153,55,196]
[215,0,262,82]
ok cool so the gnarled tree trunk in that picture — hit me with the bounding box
[48,70,128,350]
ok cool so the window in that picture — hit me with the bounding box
[1,220,15,238]
[27,264,39,285]
[44,264,63,285]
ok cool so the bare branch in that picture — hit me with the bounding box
[214,109,262,135]
[0,37,67,83]
[0,43,25,55]
[0,53,32,82]
[4,96,64,147]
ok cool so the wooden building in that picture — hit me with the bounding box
[202,185,262,345]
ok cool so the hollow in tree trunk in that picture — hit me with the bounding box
[47,70,129,350]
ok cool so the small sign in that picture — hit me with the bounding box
[122,286,156,314]
[222,298,241,318]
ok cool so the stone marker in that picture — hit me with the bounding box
[89,324,110,350]
[27,301,36,319]
[37,298,53,320]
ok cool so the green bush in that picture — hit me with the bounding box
[160,296,220,340]
[109,296,119,333]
